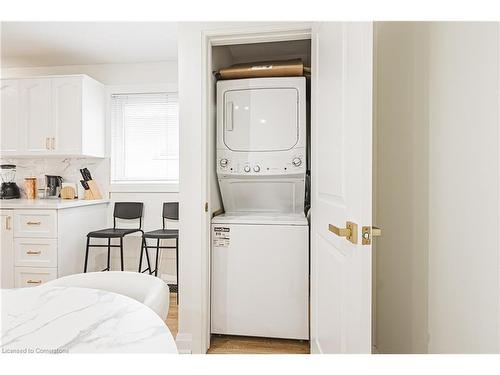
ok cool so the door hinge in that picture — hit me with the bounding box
[204,202,208,212]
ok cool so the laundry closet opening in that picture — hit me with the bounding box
[206,37,312,349]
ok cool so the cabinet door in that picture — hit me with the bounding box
[52,77,82,154]
[19,78,53,153]
[1,211,15,288]
[0,80,20,153]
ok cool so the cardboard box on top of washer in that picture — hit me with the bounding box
[216,59,309,80]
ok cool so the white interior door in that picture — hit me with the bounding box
[310,22,373,354]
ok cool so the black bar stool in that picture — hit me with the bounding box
[84,202,144,273]
[139,202,179,301]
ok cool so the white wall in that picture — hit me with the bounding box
[2,61,180,279]
[427,22,499,353]
[375,21,500,354]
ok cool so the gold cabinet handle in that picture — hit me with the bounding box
[328,221,358,244]
[5,216,12,230]
[27,279,42,285]
[26,221,41,225]
[45,137,50,150]
[362,226,383,245]
[27,250,42,255]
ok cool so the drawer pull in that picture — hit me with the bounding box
[27,250,42,255]
[27,279,42,285]
[26,221,42,225]
[5,216,12,230]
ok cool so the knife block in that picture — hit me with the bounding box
[84,180,103,200]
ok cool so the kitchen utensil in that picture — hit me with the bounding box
[45,175,63,199]
[0,164,21,199]
[24,177,38,200]
[80,168,92,181]
[60,186,76,199]
[79,169,102,200]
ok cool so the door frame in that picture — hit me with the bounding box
[200,24,313,352]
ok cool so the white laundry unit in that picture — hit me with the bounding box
[212,76,309,340]
[211,213,309,339]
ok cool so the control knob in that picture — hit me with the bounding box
[253,165,261,172]
[219,158,228,168]
[244,165,251,173]
[292,157,302,167]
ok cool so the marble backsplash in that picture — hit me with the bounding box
[0,157,110,199]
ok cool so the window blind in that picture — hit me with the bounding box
[111,92,179,183]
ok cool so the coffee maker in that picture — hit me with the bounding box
[45,175,63,199]
[0,164,21,199]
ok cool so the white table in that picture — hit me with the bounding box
[1,286,177,353]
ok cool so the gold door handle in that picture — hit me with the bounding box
[5,216,12,230]
[27,279,42,285]
[362,226,383,245]
[328,221,358,244]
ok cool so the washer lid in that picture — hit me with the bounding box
[212,212,308,226]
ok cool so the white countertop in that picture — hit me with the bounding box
[0,198,109,210]
[1,286,177,353]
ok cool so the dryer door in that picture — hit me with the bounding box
[224,88,299,152]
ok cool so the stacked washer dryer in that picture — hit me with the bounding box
[211,77,309,340]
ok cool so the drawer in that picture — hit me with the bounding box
[15,267,57,288]
[14,238,57,268]
[14,210,57,238]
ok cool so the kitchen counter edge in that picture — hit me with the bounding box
[0,199,110,210]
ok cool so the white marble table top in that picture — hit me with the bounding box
[1,286,177,353]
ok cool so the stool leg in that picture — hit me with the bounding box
[154,238,160,277]
[176,237,179,305]
[106,238,111,271]
[84,236,90,273]
[120,237,124,271]
[144,239,152,274]
[138,237,144,273]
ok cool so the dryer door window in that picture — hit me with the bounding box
[224,88,298,152]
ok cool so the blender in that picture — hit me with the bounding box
[0,164,21,199]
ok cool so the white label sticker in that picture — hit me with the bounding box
[213,227,230,248]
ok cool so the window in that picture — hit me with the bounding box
[111,92,179,185]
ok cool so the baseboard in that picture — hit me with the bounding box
[175,332,193,354]
[310,338,322,354]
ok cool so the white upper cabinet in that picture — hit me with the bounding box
[0,80,20,153]
[19,78,53,153]
[0,75,105,157]
[52,76,83,154]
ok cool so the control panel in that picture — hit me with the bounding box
[217,149,306,177]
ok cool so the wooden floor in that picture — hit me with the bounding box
[165,293,309,354]
[166,293,178,337]
[208,335,309,354]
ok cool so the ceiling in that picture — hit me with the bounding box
[1,22,178,68]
